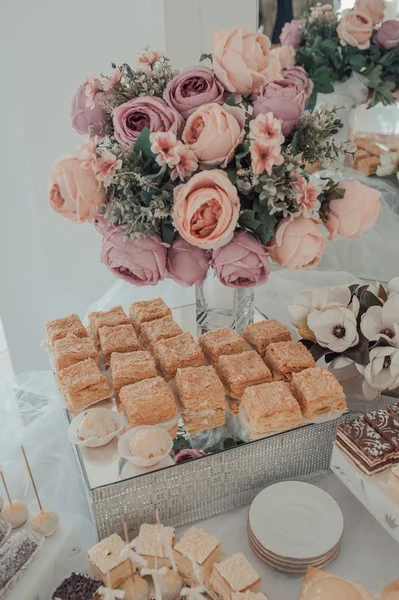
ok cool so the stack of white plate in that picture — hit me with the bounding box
[248,481,344,575]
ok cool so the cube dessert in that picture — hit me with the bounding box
[52,573,103,600]
[290,367,347,419]
[243,319,291,357]
[45,314,87,349]
[299,566,374,600]
[136,523,176,569]
[173,527,222,586]
[182,409,226,436]
[199,328,247,364]
[98,323,141,364]
[110,351,157,399]
[154,332,204,381]
[336,416,395,476]
[364,408,399,458]
[88,305,130,345]
[57,358,111,410]
[87,533,131,588]
[140,316,183,352]
[241,381,302,436]
[263,341,315,381]
[209,553,261,599]
[53,334,99,371]
[215,351,272,399]
[120,377,178,436]
[129,297,172,332]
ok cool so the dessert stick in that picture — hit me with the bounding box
[0,472,11,505]
[0,469,29,529]
[120,521,148,574]
[21,446,42,510]
[98,572,125,599]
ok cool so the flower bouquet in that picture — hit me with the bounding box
[288,278,399,401]
[281,1,399,108]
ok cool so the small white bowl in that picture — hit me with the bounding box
[118,425,173,467]
[68,407,126,448]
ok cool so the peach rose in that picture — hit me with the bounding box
[337,10,373,50]
[212,27,271,94]
[172,170,240,250]
[355,0,385,25]
[325,180,381,240]
[270,46,296,69]
[267,217,326,270]
[183,103,245,167]
[49,156,105,222]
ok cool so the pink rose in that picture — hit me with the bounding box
[183,103,245,167]
[212,230,270,288]
[283,66,314,100]
[325,180,381,240]
[112,96,184,150]
[212,27,271,94]
[263,54,283,85]
[101,230,167,286]
[167,235,210,287]
[253,80,306,136]
[174,449,206,463]
[337,10,373,50]
[355,0,385,25]
[71,79,106,137]
[267,217,326,270]
[164,66,224,119]
[172,170,240,250]
[280,19,303,49]
[270,46,296,69]
[49,157,105,223]
[374,20,399,49]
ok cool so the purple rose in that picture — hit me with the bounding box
[280,19,303,49]
[164,66,225,119]
[211,230,270,288]
[174,449,207,464]
[283,66,314,100]
[101,229,168,286]
[253,80,306,136]
[71,79,107,137]
[374,20,399,49]
[167,235,210,287]
[112,96,184,149]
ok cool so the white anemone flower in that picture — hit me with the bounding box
[307,304,359,352]
[388,277,399,297]
[287,289,326,329]
[356,345,399,397]
[360,294,399,346]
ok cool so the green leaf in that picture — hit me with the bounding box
[342,333,369,366]
[291,132,298,156]
[161,221,175,245]
[359,290,383,315]
[239,209,261,231]
[298,340,329,362]
[199,53,212,62]
[225,94,238,107]
[254,215,277,244]
[140,190,153,206]
[133,127,157,162]
[235,143,250,160]
[118,458,127,479]
[226,164,237,185]
[327,187,346,201]
[363,64,383,89]
[347,52,367,72]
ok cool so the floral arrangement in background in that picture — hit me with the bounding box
[289,275,399,400]
[281,0,399,107]
[49,26,381,289]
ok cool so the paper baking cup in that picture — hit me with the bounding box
[118,426,173,467]
[68,408,126,448]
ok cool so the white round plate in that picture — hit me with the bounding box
[249,481,344,560]
[68,407,126,448]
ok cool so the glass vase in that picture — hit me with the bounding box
[195,269,255,336]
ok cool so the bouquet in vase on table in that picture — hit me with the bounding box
[49,26,381,290]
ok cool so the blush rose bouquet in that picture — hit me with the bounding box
[49,26,381,288]
[284,1,399,107]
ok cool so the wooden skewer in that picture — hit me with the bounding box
[0,470,12,505]
[21,446,42,511]
[123,521,135,579]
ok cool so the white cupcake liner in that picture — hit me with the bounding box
[68,407,126,448]
[118,426,173,467]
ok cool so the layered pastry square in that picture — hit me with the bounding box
[140,316,183,352]
[175,366,225,413]
[290,367,347,419]
[110,351,157,399]
[336,416,395,476]
[136,523,176,569]
[45,314,87,349]
[57,358,111,410]
[263,341,315,381]
[129,297,172,332]
[243,319,291,357]
[199,328,247,364]
[173,527,222,586]
[98,323,140,364]
[87,533,131,588]
[119,377,178,435]
[364,408,399,458]
[182,409,226,435]
[88,306,130,345]
[241,381,302,435]
[215,351,272,399]
[154,332,204,381]
[209,553,261,599]
[299,566,374,600]
[53,333,99,371]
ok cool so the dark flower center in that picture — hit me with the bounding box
[383,356,392,369]
[381,327,394,338]
[333,325,346,339]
